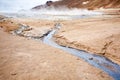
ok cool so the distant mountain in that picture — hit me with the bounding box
[32,0,120,10]
[32,1,53,10]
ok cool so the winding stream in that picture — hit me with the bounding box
[43,25,120,80]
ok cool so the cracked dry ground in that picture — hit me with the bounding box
[0,16,113,80]
[54,14,120,65]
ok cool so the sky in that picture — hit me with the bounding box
[0,0,59,11]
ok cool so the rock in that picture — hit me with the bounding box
[46,1,53,6]
[11,73,17,76]
[89,57,93,60]
[0,15,6,20]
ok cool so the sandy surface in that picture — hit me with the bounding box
[0,16,113,80]
[54,9,120,65]
[0,30,113,80]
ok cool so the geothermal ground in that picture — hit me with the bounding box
[0,9,120,80]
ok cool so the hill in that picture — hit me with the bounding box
[32,0,120,10]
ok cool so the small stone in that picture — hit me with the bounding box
[11,73,17,76]
[89,57,93,60]
[77,58,80,60]
[11,22,13,23]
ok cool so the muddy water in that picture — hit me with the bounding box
[43,25,120,80]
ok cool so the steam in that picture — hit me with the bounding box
[32,7,101,15]
[0,0,59,12]
[0,7,102,20]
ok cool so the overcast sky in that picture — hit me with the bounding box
[0,0,59,11]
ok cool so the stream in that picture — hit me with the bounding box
[43,24,120,80]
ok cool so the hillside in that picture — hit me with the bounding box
[32,0,120,10]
